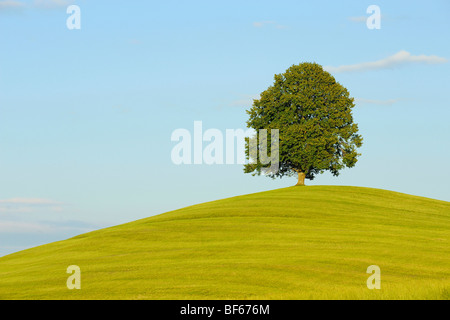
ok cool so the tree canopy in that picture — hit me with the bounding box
[244,62,363,185]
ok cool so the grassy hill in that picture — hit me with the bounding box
[0,186,449,300]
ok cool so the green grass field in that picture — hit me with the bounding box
[0,186,449,300]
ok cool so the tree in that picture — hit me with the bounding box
[244,62,363,186]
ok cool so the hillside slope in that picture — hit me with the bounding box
[0,186,449,300]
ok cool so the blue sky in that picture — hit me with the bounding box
[0,0,449,257]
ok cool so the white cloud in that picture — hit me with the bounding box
[354,98,401,106]
[253,21,274,28]
[325,51,448,73]
[348,14,386,23]
[0,198,60,205]
[0,219,98,233]
[231,94,261,107]
[129,39,142,45]
[0,0,25,9]
[0,221,53,233]
[253,21,287,30]
[348,16,367,23]
[0,0,74,11]
[33,0,72,8]
[0,198,64,213]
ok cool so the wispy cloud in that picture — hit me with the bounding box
[230,94,260,108]
[253,21,274,28]
[33,0,72,8]
[348,16,367,23]
[354,98,401,106]
[325,51,447,73]
[0,198,64,213]
[0,0,25,10]
[0,198,61,205]
[348,14,409,24]
[253,21,288,30]
[348,14,386,23]
[0,219,99,233]
[0,221,53,233]
[0,0,74,11]
[129,39,142,45]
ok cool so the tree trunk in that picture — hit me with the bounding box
[296,171,306,186]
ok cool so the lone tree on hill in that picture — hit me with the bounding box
[244,62,363,186]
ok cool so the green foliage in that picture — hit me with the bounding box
[245,62,363,180]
